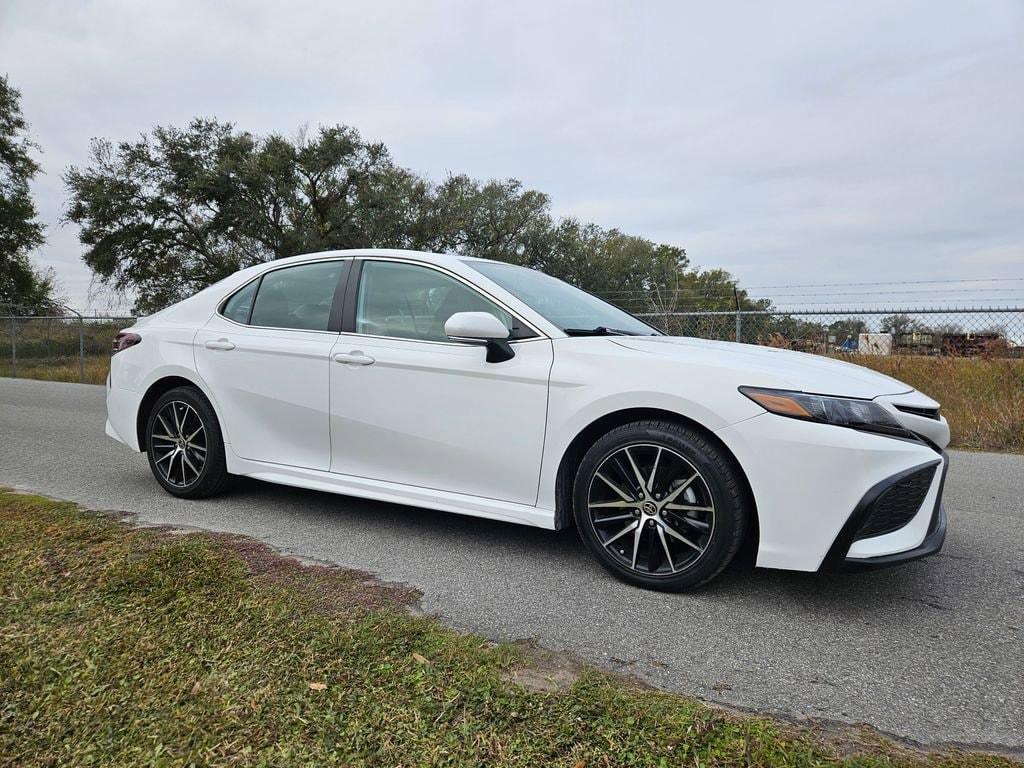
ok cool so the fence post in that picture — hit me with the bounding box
[9,315,15,378]
[78,316,85,383]
[732,286,742,343]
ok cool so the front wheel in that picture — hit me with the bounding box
[573,420,749,591]
[146,386,231,499]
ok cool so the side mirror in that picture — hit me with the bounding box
[444,312,515,363]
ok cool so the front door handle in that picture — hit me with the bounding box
[333,351,375,366]
[205,338,235,351]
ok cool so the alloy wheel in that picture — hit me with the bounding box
[150,400,208,488]
[586,443,716,576]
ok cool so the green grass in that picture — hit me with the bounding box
[0,490,1017,767]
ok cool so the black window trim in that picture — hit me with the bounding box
[216,257,352,335]
[340,256,545,344]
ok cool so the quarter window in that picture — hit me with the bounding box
[355,261,516,342]
[245,261,344,331]
[221,278,259,324]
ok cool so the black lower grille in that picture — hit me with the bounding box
[855,465,937,540]
[894,404,941,421]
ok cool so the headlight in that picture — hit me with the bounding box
[739,387,913,439]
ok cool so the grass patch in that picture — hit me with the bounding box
[1,319,123,385]
[0,356,109,384]
[845,355,1024,453]
[0,490,1017,767]
[1,353,1022,453]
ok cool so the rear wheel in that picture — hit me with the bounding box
[573,419,748,591]
[146,387,230,499]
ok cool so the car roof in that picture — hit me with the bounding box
[267,248,495,270]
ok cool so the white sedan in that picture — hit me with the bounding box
[106,249,950,590]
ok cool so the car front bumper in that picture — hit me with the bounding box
[821,452,948,571]
[835,503,946,569]
[715,410,949,572]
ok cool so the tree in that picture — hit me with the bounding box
[879,314,922,336]
[66,118,740,315]
[65,121,425,313]
[424,175,551,261]
[764,315,827,346]
[67,121,564,312]
[0,74,57,309]
[828,317,868,342]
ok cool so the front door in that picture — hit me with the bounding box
[329,259,552,505]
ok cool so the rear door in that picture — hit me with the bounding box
[195,259,349,471]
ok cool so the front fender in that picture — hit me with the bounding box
[536,339,764,512]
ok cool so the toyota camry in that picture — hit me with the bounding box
[106,249,950,590]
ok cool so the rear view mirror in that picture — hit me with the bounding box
[445,312,515,363]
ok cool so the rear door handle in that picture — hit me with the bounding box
[333,351,375,366]
[204,338,235,351]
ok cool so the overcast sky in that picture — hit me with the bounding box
[2,0,1022,311]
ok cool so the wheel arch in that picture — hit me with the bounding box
[553,407,759,566]
[136,374,221,452]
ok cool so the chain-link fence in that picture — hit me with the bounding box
[3,304,1023,386]
[1,308,136,384]
[638,307,1024,357]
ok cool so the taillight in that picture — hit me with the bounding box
[112,332,142,355]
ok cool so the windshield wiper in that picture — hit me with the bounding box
[563,326,646,337]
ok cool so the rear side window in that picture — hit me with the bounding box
[247,261,344,331]
[221,279,259,324]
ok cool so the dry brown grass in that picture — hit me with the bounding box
[0,357,109,385]
[842,354,1024,453]
[3,353,1022,453]
[0,318,123,384]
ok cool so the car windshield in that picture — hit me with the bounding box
[466,261,662,336]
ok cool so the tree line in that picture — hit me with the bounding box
[2,73,761,317]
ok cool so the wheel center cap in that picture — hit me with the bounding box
[642,500,658,516]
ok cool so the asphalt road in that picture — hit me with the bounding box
[1,378,1021,750]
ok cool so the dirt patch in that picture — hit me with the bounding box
[769,709,1024,763]
[127,520,421,618]
[199,531,420,616]
[502,641,587,692]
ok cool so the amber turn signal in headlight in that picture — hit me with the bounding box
[739,387,913,439]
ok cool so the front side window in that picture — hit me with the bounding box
[355,261,516,342]
[246,261,344,331]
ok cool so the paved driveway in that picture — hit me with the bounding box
[1,378,1021,749]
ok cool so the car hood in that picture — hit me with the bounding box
[612,336,914,399]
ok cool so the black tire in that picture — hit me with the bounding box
[145,386,231,499]
[573,419,748,592]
